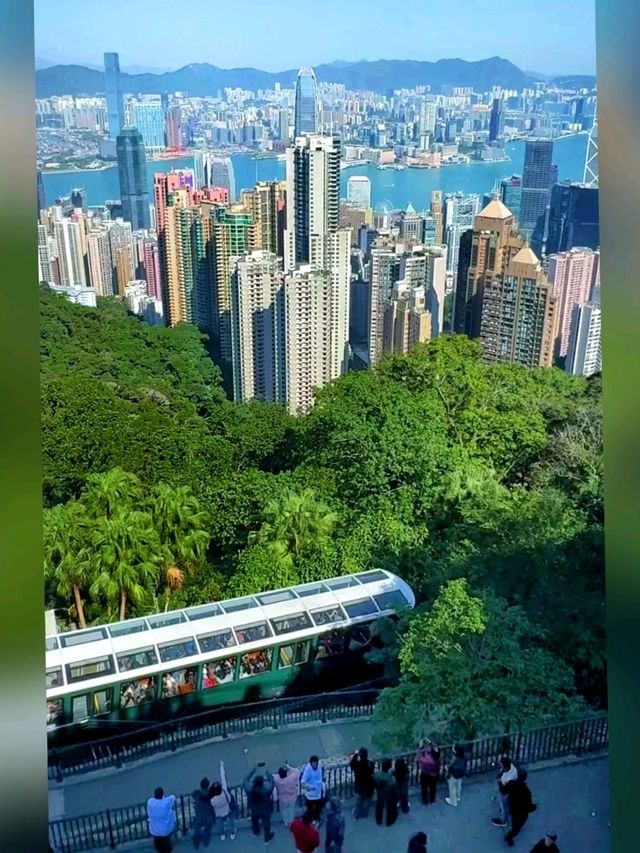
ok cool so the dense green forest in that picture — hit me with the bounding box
[42,289,605,745]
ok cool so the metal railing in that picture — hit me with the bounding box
[48,713,608,853]
[49,689,380,781]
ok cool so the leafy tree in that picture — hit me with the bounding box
[43,502,93,628]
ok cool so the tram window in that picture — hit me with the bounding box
[202,657,237,689]
[120,676,157,709]
[46,637,58,651]
[270,612,312,636]
[220,596,258,614]
[374,590,408,611]
[235,621,272,645]
[325,576,362,590]
[278,641,311,669]
[157,637,198,663]
[356,570,388,583]
[240,649,272,678]
[310,605,346,627]
[66,655,114,684]
[109,619,149,638]
[60,627,108,648]
[47,698,63,727]
[46,667,63,689]
[294,582,330,597]
[314,630,346,659]
[72,694,90,722]
[185,603,222,621]
[256,590,296,606]
[92,689,112,715]
[347,624,372,649]
[147,612,186,629]
[162,668,197,698]
[198,629,236,654]
[343,599,379,619]
[117,646,158,672]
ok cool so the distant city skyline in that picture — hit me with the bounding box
[34,0,596,76]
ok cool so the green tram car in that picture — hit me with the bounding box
[46,570,415,740]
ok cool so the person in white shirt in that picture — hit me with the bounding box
[209,781,237,840]
[491,757,518,828]
[147,786,176,852]
[301,755,325,823]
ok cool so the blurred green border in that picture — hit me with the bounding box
[0,1,48,849]
[597,1,640,851]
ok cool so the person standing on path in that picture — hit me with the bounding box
[503,769,536,847]
[407,831,428,853]
[529,832,560,853]
[444,745,468,807]
[373,758,399,827]
[301,756,326,823]
[394,758,411,814]
[244,763,275,845]
[191,777,215,849]
[349,748,376,819]
[416,741,440,806]
[324,798,345,853]
[290,811,321,853]
[147,787,176,853]
[209,781,237,841]
[273,764,302,827]
[491,757,518,828]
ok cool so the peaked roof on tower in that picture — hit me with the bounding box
[511,244,540,267]
[404,202,417,215]
[477,197,513,219]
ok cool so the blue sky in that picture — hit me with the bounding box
[35,0,596,76]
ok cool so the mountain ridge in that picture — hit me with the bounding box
[34,57,594,98]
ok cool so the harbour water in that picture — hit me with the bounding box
[41,134,588,213]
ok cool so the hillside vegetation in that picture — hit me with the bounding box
[42,290,605,744]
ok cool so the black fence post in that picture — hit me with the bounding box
[180,793,188,836]
[170,722,177,753]
[106,809,116,850]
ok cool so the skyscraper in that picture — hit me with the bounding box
[53,219,86,286]
[489,98,504,142]
[546,182,600,256]
[230,251,285,404]
[293,67,319,138]
[399,203,424,243]
[165,106,182,149]
[132,102,166,151]
[519,138,554,255]
[70,188,87,211]
[430,191,444,244]
[443,192,481,276]
[480,246,557,368]
[565,302,601,377]
[116,128,151,231]
[499,176,522,224]
[193,152,237,201]
[241,181,283,255]
[86,230,113,296]
[37,169,45,217]
[547,247,600,360]
[347,176,372,209]
[211,203,253,358]
[38,223,51,282]
[284,134,341,270]
[104,52,125,140]
[453,197,524,338]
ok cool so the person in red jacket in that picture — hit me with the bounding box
[289,811,320,853]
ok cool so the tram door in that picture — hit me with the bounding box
[70,689,112,722]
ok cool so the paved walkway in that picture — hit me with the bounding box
[50,719,385,819]
[57,755,610,853]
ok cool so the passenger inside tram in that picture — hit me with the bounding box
[120,677,157,708]
[240,649,271,677]
[47,699,63,725]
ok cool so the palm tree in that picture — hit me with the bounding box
[249,488,338,563]
[89,507,160,621]
[147,484,210,609]
[43,502,92,629]
[81,468,143,520]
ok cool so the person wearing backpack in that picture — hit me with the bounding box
[444,745,468,807]
[209,780,237,841]
[373,758,399,827]
[324,798,345,853]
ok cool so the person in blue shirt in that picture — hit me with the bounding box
[147,787,176,853]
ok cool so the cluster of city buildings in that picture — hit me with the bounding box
[37,56,601,413]
[36,54,596,169]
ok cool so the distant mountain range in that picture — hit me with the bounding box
[35,57,596,98]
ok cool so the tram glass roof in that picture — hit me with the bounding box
[46,571,414,688]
